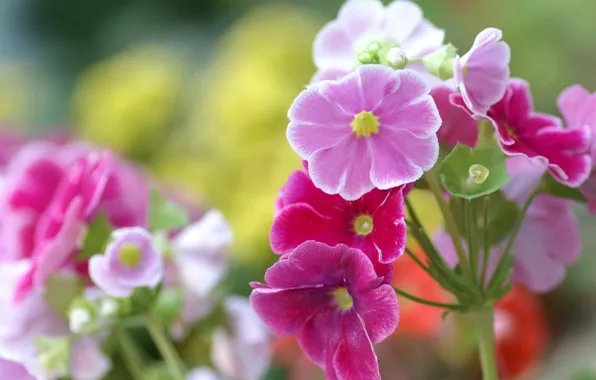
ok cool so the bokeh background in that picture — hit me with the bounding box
[2,0,596,378]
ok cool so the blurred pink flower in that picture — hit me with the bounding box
[487,80,592,187]
[250,241,398,380]
[271,169,406,282]
[312,0,444,82]
[0,141,148,300]
[558,85,596,210]
[454,28,510,115]
[89,227,163,297]
[287,65,440,200]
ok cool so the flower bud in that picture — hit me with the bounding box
[422,44,457,80]
[100,298,120,317]
[468,164,490,185]
[358,52,375,65]
[386,47,408,69]
[69,308,92,334]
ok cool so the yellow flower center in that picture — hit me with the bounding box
[118,244,142,267]
[353,214,374,236]
[504,123,518,139]
[331,287,354,310]
[351,111,380,138]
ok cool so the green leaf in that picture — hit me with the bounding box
[540,172,587,202]
[152,288,183,325]
[440,144,509,200]
[44,275,84,318]
[149,188,189,231]
[78,212,113,261]
[451,191,519,246]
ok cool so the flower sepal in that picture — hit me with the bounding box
[422,43,457,80]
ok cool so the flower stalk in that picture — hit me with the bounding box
[146,312,186,380]
[471,309,499,380]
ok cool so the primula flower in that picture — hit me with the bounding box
[250,241,398,380]
[287,65,441,200]
[558,85,596,210]
[494,285,549,378]
[392,249,451,337]
[312,0,444,82]
[454,28,510,115]
[432,86,478,147]
[0,260,111,380]
[89,227,162,298]
[211,296,271,380]
[486,79,591,187]
[0,141,148,300]
[271,169,407,282]
[169,210,232,336]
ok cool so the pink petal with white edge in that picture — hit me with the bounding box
[309,136,374,201]
[318,70,366,115]
[337,0,385,40]
[313,21,356,71]
[369,128,438,189]
[357,65,402,111]
[557,85,590,127]
[383,0,423,43]
[333,313,381,380]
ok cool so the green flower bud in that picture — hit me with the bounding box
[422,44,457,81]
[386,47,408,69]
[468,164,490,185]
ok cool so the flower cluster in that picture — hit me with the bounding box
[250,0,595,379]
[0,138,271,380]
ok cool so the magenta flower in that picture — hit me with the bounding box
[432,86,478,147]
[558,85,596,210]
[0,141,148,300]
[486,79,592,187]
[454,28,510,115]
[287,65,440,200]
[271,169,406,282]
[312,0,444,82]
[89,227,163,298]
[250,241,398,380]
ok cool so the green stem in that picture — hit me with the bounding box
[118,329,146,380]
[480,196,490,288]
[487,191,538,292]
[393,287,464,311]
[146,312,186,380]
[466,200,478,285]
[472,309,499,380]
[424,171,472,279]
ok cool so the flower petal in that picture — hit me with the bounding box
[353,284,398,343]
[557,84,590,127]
[337,0,385,40]
[313,21,356,71]
[383,0,423,43]
[333,312,381,380]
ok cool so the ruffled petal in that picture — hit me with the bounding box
[337,0,385,40]
[383,0,423,43]
[333,312,381,380]
[313,21,356,71]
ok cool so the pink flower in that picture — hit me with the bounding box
[432,86,478,147]
[270,169,406,282]
[287,65,441,200]
[558,85,596,210]
[0,141,149,300]
[312,0,444,82]
[486,79,591,187]
[89,227,163,298]
[250,241,398,380]
[454,28,510,115]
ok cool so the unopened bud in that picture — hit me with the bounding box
[468,164,490,185]
[386,47,408,69]
[69,308,92,334]
[367,41,382,53]
[422,44,457,81]
[100,298,120,317]
[358,52,375,64]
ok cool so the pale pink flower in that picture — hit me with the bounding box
[287,65,440,200]
[454,28,511,115]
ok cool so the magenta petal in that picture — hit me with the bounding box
[278,170,345,217]
[369,128,438,189]
[337,0,384,40]
[313,21,355,71]
[372,192,406,263]
[309,136,374,201]
[557,84,590,127]
[296,307,341,367]
[333,312,381,380]
[353,284,398,343]
[250,287,331,335]
[270,204,349,254]
[433,86,478,147]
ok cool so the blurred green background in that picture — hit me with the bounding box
[3,0,596,378]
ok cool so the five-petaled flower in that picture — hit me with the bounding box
[250,241,398,380]
[271,169,407,283]
[287,64,441,201]
[312,0,444,83]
